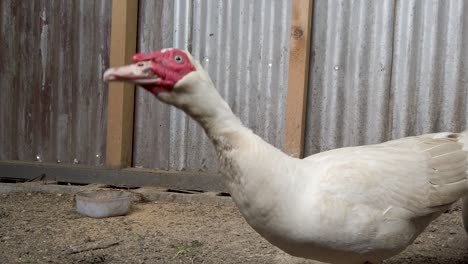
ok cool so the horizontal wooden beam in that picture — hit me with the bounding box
[106,0,139,168]
[0,161,227,192]
[284,0,314,158]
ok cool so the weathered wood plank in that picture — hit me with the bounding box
[106,0,139,168]
[284,0,314,158]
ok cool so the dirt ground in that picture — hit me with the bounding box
[0,191,467,264]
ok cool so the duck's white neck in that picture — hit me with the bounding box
[195,94,245,141]
[183,88,251,161]
[182,86,294,213]
[173,74,301,245]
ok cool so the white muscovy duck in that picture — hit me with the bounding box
[104,48,468,264]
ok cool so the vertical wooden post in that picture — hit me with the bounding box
[106,0,139,168]
[284,0,313,158]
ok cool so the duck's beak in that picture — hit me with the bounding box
[103,60,159,85]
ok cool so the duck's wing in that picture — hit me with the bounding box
[310,136,468,219]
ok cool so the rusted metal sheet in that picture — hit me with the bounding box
[0,0,111,166]
[134,0,292,171]
[304,0,468,155]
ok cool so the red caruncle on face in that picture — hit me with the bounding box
[132,49,196,95]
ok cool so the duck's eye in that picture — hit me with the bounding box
[174,55,183,63]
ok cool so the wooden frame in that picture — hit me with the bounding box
[0,161,226,192]
[106,0,139,168]
[283,0,314,158]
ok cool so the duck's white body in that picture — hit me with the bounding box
[104,49,468,264]
[209,109,468,264]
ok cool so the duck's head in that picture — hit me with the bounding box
[103,48,215,108]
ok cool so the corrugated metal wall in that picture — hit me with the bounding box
[133,0,175,170]
[304,0,468,155]
[0,0,111,165]
[3,0,465,173]
[134,0,291,171]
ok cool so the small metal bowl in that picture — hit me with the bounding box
[75,190,132,218]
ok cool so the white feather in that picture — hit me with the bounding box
[112,51,468,264]
[173,53,468,263]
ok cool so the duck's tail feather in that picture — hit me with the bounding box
[424,130,468,233]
